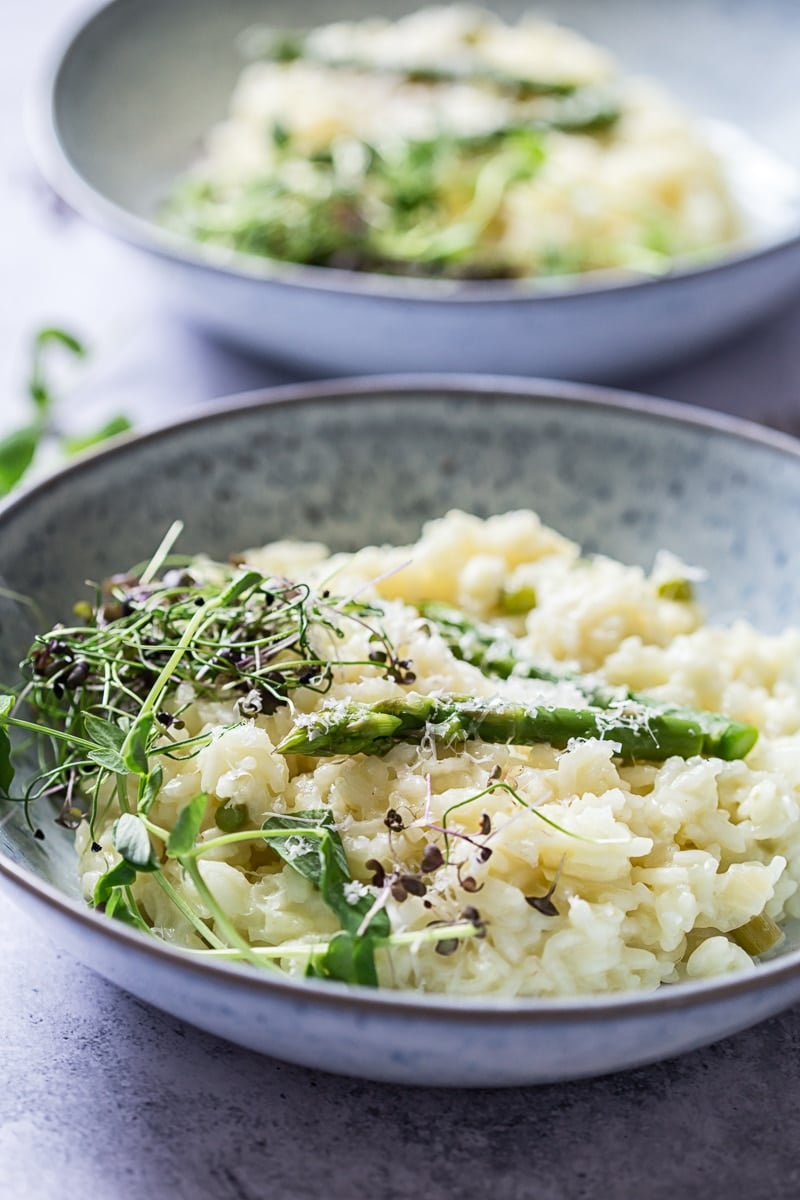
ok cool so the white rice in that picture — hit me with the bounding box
[77,510,800,996]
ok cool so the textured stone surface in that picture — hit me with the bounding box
[4,895,800,1200]
[4,2,800,1197]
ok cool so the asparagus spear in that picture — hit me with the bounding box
[419,602,758,761]
[438,98,620,143]
[277,693,712,762]
[245,28,580,96]
[730,912,784,957]
[243,29,621,133]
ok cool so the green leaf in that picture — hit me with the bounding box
[0,696,15,794]
[29,382,49,410]
[167,793,208,857]
[317,828,370,932]
[262,808,340,875]
[93,858,137,906]
[138,763,163,814]
[122,713,153,777]
[312,930,380,987]
[261,809,389,938]
[261,809,343,890]
[33,327,86,357]
[84,713,126,773]
[0,727,13,795]
[0,425,40,496]
[104,888,148,929]
[84,712,125,749]
[112,812,154,869]
[87,746,127,773]
[104,889,131,920]
[64,415,132,457]
[28,327,86,416]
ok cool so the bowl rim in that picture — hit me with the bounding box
[3,371,800,1021]
[29,0,800,307]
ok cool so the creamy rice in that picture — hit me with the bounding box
[76,510,800,996]
[165,5,740,278]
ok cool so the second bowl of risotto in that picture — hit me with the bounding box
[34,0,800,377]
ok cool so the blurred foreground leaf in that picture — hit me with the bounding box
[0,425,40,496]
[0,327,133,497]
[64,414,133,456]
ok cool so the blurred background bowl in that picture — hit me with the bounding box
[32,0,800,380]
[4,376,800,1085]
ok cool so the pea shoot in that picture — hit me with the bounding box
[0,532,479,985]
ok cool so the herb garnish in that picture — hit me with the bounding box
[0,532,683,987]
[0,328,132,496]
[260,809,390,985]
[1,540,415,828]
[1,537,498,985]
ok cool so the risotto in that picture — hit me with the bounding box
[6,510,800,996]
[163,5,740,280]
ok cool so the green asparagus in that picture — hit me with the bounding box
[730,911,784,957]
[245,27,580,96]
[438,98,620,142]
[277,693,714,762]
[242,28,621,133]
[420,602,758,761]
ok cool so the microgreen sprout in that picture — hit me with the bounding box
[0,535,433,985]
[525,855,567,917]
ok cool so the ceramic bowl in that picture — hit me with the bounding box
[3,376,800,1087]
[32,0,800,380]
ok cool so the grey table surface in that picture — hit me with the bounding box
[4,3,800,1198]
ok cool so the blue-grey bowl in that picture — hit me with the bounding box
[31,0,800,380]
[3,376,800,1086]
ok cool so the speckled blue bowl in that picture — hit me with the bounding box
[2,377,800,1087]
